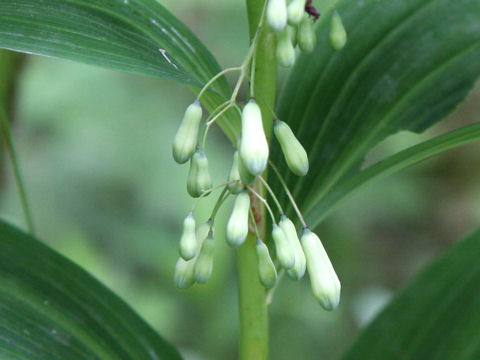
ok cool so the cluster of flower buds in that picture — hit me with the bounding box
[267,0,348,67]
[171,96,341,311]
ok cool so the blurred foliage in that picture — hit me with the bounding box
[0,1,479,359]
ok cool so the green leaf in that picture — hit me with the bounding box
[271,0,480,221]
[0,0,241,141]
[343,227,480,360]
[305,123,480,228]
[0,220,182,360]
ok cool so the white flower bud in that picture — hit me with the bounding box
[256,238,278,289]
[240,99,269,176]
[274,120,309,176]
[301,229,341,311]
[172,101,202,164]
[279,215,306,278]
[298,14,317,54]
[227,151,244,194]
[272,224,295,269]
[194,230,215,284]
[287,0,305,25]
[187,150,212,198]
[226,190,250,247]
[329,11,347,50]
[267,0,287,32]
[179,212,197,260]
[276,27,296,68]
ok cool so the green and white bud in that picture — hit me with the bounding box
[240,99,269,176]
[329,11,347,50]
[301,229,341,311]
[172,101,202,164]
[179,212,197,260]
[276,27,296,68]
[227,151,244,194]
[238,152,256,185]
[173,257,196,289]
[287,0,305,25]
[272,224,295,269]
[194,230,215,284]
[256,238,278,289]
[274,119,309,176]
[279,215,305,278]
[187,149,212,198]
[173,220,211,289]
[298,14,317,54]
[267,0,287,32]
[226,190,251,247]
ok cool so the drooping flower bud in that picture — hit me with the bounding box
[276,27,296,68]
[255,238,278,289]
[267,0,287,32]
[187,149,212,198]
[274,119,309,176]
[238,152,256,185]
[272,224,295,269]
[240,99,269,176]
[179,212,197,260]
[173,220,211,289]
[172,101,202,164]
[226,190,250,247]
[329,11,347,50]
[227,151,244,194]
[194,230,215,284]
[287,0,305,25]
[298,14,317,54]
[279,215,305,278]
[301,229,341,311]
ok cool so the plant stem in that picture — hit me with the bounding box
[237,1,277,359]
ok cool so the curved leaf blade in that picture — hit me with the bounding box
[271,0,480,220]
[0,220,182,360]
[343,227,480,359]
[306,123,480,228]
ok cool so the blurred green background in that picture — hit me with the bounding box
[1,1,480,359]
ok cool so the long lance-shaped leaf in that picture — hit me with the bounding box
[270,0,480,220]
[0,0,241,141]
[0,220,183,360]
[305,123,480,228]
[343,226,480,359]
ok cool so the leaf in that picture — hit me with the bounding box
[271,0,480,221]
[343,227,480,360]
[305,123,480,228]
[0,220,182,360]
[0,0,240,141]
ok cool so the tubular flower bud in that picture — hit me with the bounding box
[179,212,197,260]
[274,120,309,176]
[238,152,256,185]
[240,99,269,176]
[276,27,296,68]
[301,229,341,311]
[194,230,215,284]
[279,216,305,278]
[173,221,211,289]
[227,151,244,194]
[298,14,317,54]
[267,0,287,32]
[272,224,295,269]
[172,101,202,164]
[226,190,250,247]
[255,238,278,289]
[287,0,305,25]
[329,11,347,50]
[187,150,212,198]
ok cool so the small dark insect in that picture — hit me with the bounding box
[305,0,321,21]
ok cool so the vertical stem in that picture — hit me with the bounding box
[237,1,277,360]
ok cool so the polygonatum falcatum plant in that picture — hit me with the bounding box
[0,0,479,359]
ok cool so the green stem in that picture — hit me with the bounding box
[237,1,277,360]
